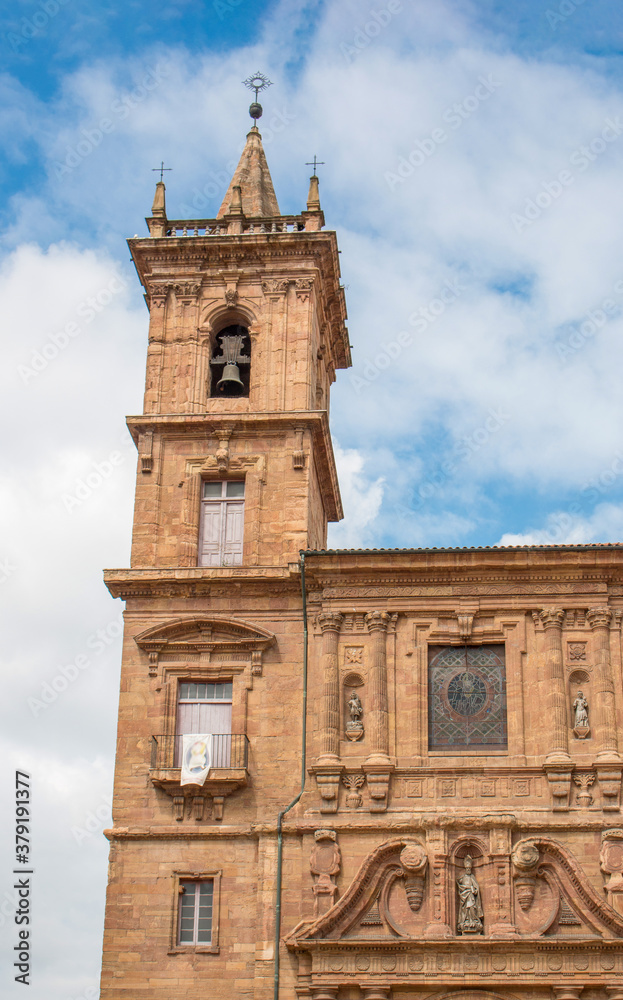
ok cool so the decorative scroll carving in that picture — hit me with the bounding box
[569,642,587,661]
[456,612,474,640]
[294,277,314,301]
[601,829,623,911]
[261,277,290,296]
[512,841,540,912]
[400,843,428,912]
[310,830,341,917]
[138,429,154,473]
[293,426,305,469]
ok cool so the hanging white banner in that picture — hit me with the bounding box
[180,734,213,786]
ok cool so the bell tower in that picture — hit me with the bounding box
[127,104,350,571]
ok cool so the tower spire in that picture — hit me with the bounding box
[217,73,280,218]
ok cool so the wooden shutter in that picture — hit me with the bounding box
[199,503,223,567]
[221,501,244,566]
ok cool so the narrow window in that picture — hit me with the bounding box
[198,480,245,567]
[178,880,214,945]
[175,681,233,766]
[428,644,507,750]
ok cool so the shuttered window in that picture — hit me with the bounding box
[198,481,244,567]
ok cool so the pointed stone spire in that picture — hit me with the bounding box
[217,126,280,219]
[306,174,321,211]
[151,181,166,218]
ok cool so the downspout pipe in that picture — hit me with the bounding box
[273,550,309,1000]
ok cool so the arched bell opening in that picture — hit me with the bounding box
[210,324,251,397]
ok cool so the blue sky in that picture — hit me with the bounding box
[3,0,623,996]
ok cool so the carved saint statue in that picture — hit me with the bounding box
[573,690,589,728]
[457,855,483,934]
[348,690,363,722]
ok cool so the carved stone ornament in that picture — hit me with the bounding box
[310,829,341,917]
[456,854,483,935]
[345,689,364,741]
[456,612,474,640]
[342,773,364,808]
[573,689,590,739]
[601,829,623,906]
[574,772,595,807]
[399,843,428,912]
[569,642,587,661]
[511,840,540,912]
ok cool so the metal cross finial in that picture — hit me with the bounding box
[242,71,273,102]
[305,155,325,177]
[152,161,172,183]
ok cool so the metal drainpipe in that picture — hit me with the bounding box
[273,550,309,1000]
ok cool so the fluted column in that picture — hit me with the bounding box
[365,611,391,760]
[588,608,621,761]
[540,609,570,761]
[317,612,343,762]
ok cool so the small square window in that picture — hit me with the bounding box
[203,482,223,498]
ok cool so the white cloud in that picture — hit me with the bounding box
[499,501,623,546]
[329,442,385,546]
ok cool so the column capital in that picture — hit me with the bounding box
[539,608,564,630]
[317,611,344,634]
[365,610,391,634]
[588,606,612,629]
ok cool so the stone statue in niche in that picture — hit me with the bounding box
[345,689,364,741]
[573,690,590,739]
[457,855,483,935]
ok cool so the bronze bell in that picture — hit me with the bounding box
[216,362,245,394]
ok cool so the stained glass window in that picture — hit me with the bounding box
[428,645,507,749]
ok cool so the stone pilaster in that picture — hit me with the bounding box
[363,611,393,813]
[588,608,621,760]
[365,610,391,759]
[315,612,344,813]
[540,608,574,810]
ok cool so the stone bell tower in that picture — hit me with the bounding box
[99,92,351,1000]
[127,120,350,572]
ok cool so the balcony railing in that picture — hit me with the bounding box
[161,215,307,237]
[150,734,249,771]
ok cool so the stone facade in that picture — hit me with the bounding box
[99,124,623,1000]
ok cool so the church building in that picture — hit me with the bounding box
[99,90,623,1000]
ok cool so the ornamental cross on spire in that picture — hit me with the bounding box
[152,161,172,183]
[306,155,325,177]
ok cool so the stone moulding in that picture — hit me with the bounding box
[134,615,276,676]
